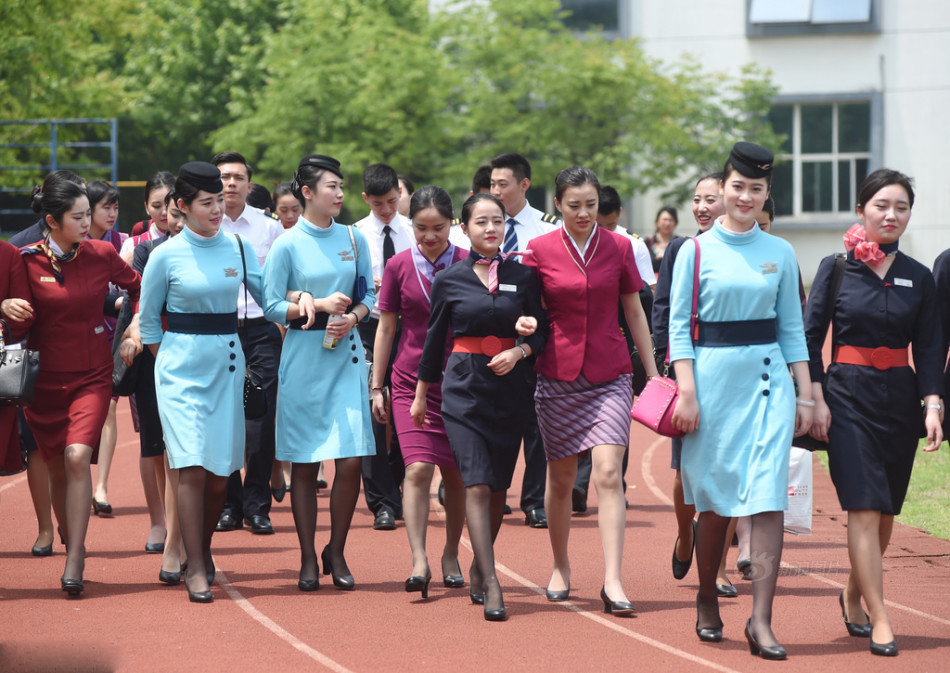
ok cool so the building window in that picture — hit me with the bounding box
[768,101,872,218]
[747,0,878,37]
[560,1,626,38]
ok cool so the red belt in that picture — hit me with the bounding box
[833,345,908,370]
[452,336,516,357]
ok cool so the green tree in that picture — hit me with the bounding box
[209,0,452,216]
[437,0,782,201]
[0,0,136,187]
[119,0,291,178]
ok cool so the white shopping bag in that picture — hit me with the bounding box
[784,447,813,535]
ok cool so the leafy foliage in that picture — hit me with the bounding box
[1,0,783,212]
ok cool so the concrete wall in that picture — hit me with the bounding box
[627,0,950,282]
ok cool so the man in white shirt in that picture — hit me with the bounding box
[489,152,560,529]
[353,163,411,530]
[212,151,285,535]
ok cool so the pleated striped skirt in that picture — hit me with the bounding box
[535,372,633,461]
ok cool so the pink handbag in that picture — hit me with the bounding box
[630,239,700,438]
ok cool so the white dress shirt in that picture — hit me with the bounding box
[506,201,560,252]
[221,204,285,319]
[354,212,413,319]
[616,230,656,287]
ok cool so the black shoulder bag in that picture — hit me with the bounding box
[235,234,268,420]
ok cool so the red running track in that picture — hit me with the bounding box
[1,404,948,672]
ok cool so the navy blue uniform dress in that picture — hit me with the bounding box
[803,251,943,514]
[418,252,546,491]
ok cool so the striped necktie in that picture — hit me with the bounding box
[502,217,518,254]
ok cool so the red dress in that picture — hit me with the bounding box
[21,240,140,459]
[0,241,34,472]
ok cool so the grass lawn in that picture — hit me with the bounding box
[816,441,950,540]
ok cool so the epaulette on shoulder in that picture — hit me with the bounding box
[451,217,461,226]
[629,232,640,239]
[266,209,280,221]
[541,212,559,224]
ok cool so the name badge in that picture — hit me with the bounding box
[498,283,517,292]
[95,326,105,334]
[894,278,913,288]
[40,276,56,283]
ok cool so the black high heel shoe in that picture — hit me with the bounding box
[672,519,696,580]
[870,638,898,657]
[695,596,723,642]
[32,542,53,557]
[92,499,112,516]
[600,586,635,616]
[483,586,507,622]
[61,576,84,597]
[442,557,465,588]
[188,588,213,603]
[272,483,288,503]
[159,564,183,586]
[405,570,432,599]
[744,620,787,660]
[321,545,355,590]
[839,590,871,638]
[298,577,320,592]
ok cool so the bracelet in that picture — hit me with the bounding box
[372,386,383,392]
[925,404,942,411]
[518,345,527,359]
[796,399,816,407]
[348,312,359,326]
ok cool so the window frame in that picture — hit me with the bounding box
[560,0,630,40]
[746,0,880,38]
[770,93,883,229]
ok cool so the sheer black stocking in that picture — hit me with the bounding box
[327,457,362,575]
[695,510,730,629]
[291,462,319,582]
[748,510,785,647]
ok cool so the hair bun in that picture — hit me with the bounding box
[30,186,44,214]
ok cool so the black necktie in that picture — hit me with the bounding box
[383,225,395,268]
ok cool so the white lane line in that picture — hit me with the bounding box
[641,435,673,506]
[639,429,950,628]
[495,560,743,673]
[217,570,356,673]
[0,474,27,493]
[777,562,950,627]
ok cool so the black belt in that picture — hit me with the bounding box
[695,319,777,347]
[237,316,269,328]
[288,313,332,331]
[165,312,238,335]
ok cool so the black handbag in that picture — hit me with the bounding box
[111,300,141,396]
[235,234,267,420]
[0,325,41,407]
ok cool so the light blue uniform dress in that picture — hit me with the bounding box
[668,222,808,516]
[263,217,376,463]
[139,226,263,477]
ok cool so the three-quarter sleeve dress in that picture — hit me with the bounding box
[22,239,141,460]
[139,227,262,477]
[669,223,808,516]
[803,251,943,514]
[262,218,376,463]
[417,251,546,491]
[377,244,467,468]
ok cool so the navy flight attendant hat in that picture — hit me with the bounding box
[178,161,224,194]
[728,142,774,179]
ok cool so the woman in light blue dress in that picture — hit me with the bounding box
[140,162,263,603]
[669,143,813,659]
[263,154,375,592]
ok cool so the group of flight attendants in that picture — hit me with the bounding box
[0,142,942,660]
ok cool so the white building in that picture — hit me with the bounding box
[613,0,950,281]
